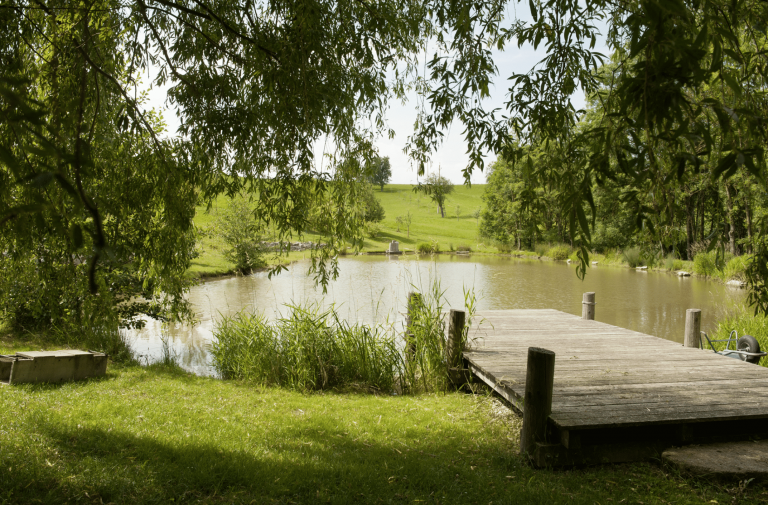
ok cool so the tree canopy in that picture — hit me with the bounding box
[4,0,768,329]
[367,156,392,191]
[414,173,454,217]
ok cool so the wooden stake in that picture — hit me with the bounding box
[520,347,556,457]
[446,309,467,385]
[446,309,466,368]
[684,309,702,348]
[582,292,595,320]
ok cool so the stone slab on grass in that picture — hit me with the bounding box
[663,440,768,479]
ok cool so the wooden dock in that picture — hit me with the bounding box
[463,309,768,466]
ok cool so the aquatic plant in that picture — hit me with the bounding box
[212,275,482,393]
[621,247,642,268]
[211,305,401,392]
[546,244,571,261]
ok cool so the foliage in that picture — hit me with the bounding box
[664,254,683,272]
[622,248,643,268]
[213,279,477,393]
[366,156,392,191]
[693,251,720,277]
[214,196,266,273]
[9,0,768,315]
[416,240,440,254]
[366,223,381,239]
[546,244,571,261]
[361,185,386,223]
[1,0,432,331]
[212,305,402,392]
[413,173,454,218]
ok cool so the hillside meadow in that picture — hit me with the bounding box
[189,184,494,277]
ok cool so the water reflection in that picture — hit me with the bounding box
[126,255,747,376]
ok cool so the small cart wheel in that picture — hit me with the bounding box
[737,335,761,364]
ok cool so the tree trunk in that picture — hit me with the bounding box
[746,200,753,253]
[686,195,694,260]
[724,184,739,255]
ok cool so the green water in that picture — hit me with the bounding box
[129,255,746,375]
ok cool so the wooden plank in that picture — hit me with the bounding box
[465,308,768,439]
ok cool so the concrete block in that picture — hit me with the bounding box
[4,350,108,385]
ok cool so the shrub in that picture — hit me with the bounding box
[692,250,718,276]
[494,241,512,253]
[417,240,440,254]
[622,247,642,267]
[216,196,265,272]
[546,244,571,260]
[457,244,472,252]
[534,243,548,257]
[417,242,432,254]
[720,255,748,281]
[366,223,381,239]
[664,253,684,271]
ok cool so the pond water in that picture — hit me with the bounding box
[126,255,747,376]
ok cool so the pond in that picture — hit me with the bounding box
[126,255,747,376]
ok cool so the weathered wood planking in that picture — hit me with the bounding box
[463,309,768,464]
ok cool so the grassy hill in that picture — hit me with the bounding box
[190,184,494,276]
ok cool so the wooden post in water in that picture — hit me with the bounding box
[684,309,702,348]
[405,292,421,360]
[520,347,556,457]
[582,292,595,320]
[446,309,466,385]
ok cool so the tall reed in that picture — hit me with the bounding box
[212,304,402,392]
[212,279,482,393]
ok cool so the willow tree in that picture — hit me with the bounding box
[0,0,427,330]
[4,0,768,331]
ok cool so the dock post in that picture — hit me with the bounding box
[582,292,595,320]
[684,309,702,348]
[520,347,556,457]
[405,292,421,360]
[446,309,466,385]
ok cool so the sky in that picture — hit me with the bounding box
[142,5,608,185]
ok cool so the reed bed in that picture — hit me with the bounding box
[211,281,478,393]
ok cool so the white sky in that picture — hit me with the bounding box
[143,5,608,185]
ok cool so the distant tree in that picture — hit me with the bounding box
[367,156,392,191]
[361,186,386,223]
[395,215,404,232]
[472,208,481,225]
[404,211,413,239]
[216,196,266,273]
[455,205,461,221]
[413,174,454,217]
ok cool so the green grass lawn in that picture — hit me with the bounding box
[189,185,499,277]
[1,361,761,505]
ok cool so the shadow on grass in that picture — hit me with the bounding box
[0,416,615,505]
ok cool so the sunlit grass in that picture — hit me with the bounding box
[0,363,755,505]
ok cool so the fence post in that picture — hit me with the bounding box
[446,309,466,385]
[582,292,595,320]
[684,309,702,348]
[520,347,556,457]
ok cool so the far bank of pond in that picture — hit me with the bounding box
[128,255,746,375]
